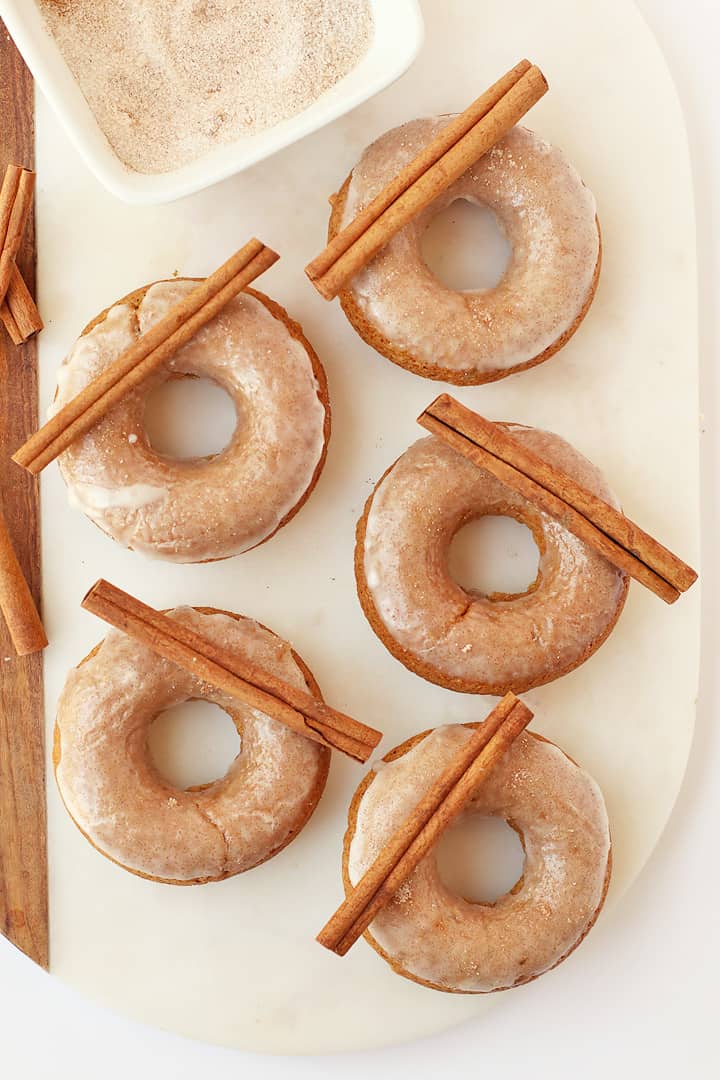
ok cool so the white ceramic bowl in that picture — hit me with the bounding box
[0,0,424,205]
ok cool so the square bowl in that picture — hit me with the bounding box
[0,0,424,205]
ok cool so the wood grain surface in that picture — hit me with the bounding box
[0,22,48,970]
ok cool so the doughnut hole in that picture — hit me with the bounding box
[147,699,241,790]
[421,197,511,292]
[435,813,526,904]
[143,374,238,461]
[448,514,541,601]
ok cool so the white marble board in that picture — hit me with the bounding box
[33,0,699,1056]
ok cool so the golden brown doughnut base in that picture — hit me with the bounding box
[53,608,331,886]
[354,458,629,695]
[63,280,332,562]
[328,174,602,386]
[341,725,612,993]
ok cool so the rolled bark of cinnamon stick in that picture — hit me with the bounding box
[0,165,43,343]
[0,296,23,344]
[0,509,47,656]
[82,579,383,763]
[0,165,22,248]
[305,60,547,300]
[1,265,43,343]
[419,395,697,603]
[0,166,24,343]
[0,168,35,308]
[317,693,533,956]
[13,239,278,475]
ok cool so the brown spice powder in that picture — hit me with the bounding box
[39,0,373,175]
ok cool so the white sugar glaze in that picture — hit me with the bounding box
[347,724,611,992]
[360,428,628,692]
[339,122,599,380]
[54,608,330,882]
[55,280,328,561]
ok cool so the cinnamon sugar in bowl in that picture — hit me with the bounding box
[0,0,423,202]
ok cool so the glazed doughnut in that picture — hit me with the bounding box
[329,122,600,385]
[54,608,331,884]
[356,426,628,694]
[53,279,330,562]
[344,723,611,993]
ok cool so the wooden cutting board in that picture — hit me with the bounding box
[0,24,47,970]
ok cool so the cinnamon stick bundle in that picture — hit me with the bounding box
[82,580,383,763]
[317,692,533,955]
[306,60,547,300]
[0,169,45,639]
[0,165,22,239]
[14,238,279,475]
[419,394,697,604]
[0,166,35,308]
[0,164,42,344]
[0,509,47,656]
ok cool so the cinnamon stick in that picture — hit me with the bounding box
[305,60,547,300]
[317,693,533,956]
[419,394,697,604]
[0,295,23,345]
[82,580,383,763]
[0,509,47,656]
[0,167,35,308]
[0,173,43,648]
[0,166,43,343]
[0,166,26,342]
[13,238,279,476]
[1,264,43,343]
[0,165,22,254]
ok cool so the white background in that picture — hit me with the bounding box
[1,1,717,1076]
